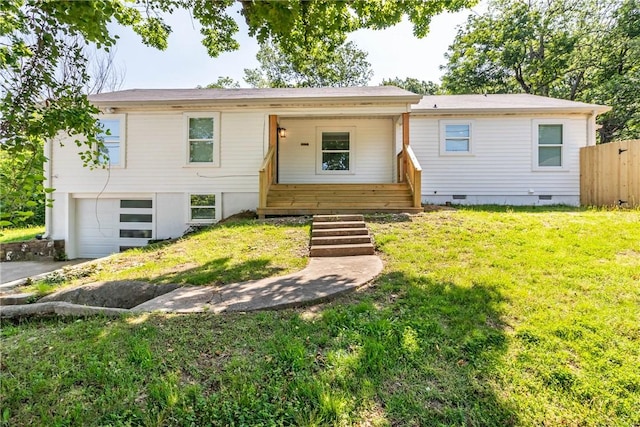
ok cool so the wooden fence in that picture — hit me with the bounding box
[580,139,640,207]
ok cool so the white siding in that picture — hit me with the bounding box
[50,111,266,194]
[411,115,588,205]
[156,193,189,239]
[222,193,259,218]
[49,111,266,258]
[278,117,394,183]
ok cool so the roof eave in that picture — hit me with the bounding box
[89,94,423,107]
[410,106,612,115]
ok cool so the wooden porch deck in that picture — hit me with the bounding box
[257,114,423,217]
[257,183,424,217]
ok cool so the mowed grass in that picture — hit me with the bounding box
[1,208,639,426]
[28,219,310,295]
[0,225,45,243]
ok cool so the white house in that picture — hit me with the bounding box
[410,94,610,205]
[44,87,609,258]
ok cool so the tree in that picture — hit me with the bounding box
[201,76,241,89]
[1,0,478,225]
[381,77,440,94]
[1,32,125,227]
[440,0,639,142]
[244,40,373,88]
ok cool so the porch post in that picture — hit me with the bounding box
[269,115,278,184]
[402,112,410,182]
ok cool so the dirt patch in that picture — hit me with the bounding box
[38,280,181,309]
[423,204,457,212]
[616,249,640,266]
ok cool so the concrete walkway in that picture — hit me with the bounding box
[1,255,383,318]
[132,255,383,313]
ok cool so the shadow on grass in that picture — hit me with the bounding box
[137,218,311,253]
[274,270,518,425]
[1,271,517,426]
[116,271,515,425]
[147,256,286,286]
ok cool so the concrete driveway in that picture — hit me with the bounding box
[0,260,89,287]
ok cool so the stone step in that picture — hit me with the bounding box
[311,227,369,237]
[313,214,364,223]
[311,235,372,246]
[312,221,366,229]
[310,243,375,257]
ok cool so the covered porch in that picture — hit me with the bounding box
[258,114,423,217]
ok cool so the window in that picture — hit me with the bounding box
[98,115,125,166]
[440,121,472,154]
[316,127,355,174]
[120,199,152,209]
[185,113,220,166]
[190,194,217,222]
[537,124,563,167]
[118,198,153,251]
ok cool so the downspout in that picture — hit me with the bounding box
[587,110,597,146]
[42,138,53,239]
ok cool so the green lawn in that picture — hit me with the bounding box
[28,219,310,295]
[0,225,45,243]
[2,208,639,426]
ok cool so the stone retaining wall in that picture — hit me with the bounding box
[0,239,65,262]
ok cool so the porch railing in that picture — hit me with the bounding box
[397,145,422,208]
[259,145,276,209]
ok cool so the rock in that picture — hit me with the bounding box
[38,280,181,309]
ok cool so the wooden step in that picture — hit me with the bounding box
[267,201,415,208]
[268,195,413,202]
[271,183,409,191]
[268,190,412,196]
[311,227,369,237]
[313,214,363,222]
[312,221,366,229]
[310,243,375,257]
[311,235,372,245]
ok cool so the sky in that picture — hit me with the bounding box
[109,2,486,90]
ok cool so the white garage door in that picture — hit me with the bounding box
[76,198,154,258]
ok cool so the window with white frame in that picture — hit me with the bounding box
[536,123,564,168]
[317,127,355,173]
[440,121,472,154]
[186,113,220,166]
[98,115,125,166]
[189,194,217,222]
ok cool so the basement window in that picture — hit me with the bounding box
[189,194,219,223]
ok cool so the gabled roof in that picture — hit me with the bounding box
[89,86,422,106]
[411,93,610,114]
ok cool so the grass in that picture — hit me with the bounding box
[26,218,310,295]
[1,208,639,426]
[0,225,45,243]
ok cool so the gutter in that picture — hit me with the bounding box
[42,138,53,239]
[410,106,612,115]
[587,109,598,146]
[88,96,423,109]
